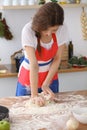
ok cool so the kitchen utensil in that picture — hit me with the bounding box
[72,106,87,124]
[0,106,9,121]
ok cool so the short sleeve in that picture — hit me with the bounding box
[56,23,70,46]
[21,22,37,49]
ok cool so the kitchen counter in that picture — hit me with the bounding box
[0,64,17,78]
[0,90,87,130]
[0,64,87,78]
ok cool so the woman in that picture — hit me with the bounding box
[16,2,69,106]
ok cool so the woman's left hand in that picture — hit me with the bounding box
[42,84,55,99]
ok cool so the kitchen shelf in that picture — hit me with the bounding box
[0,64,87,78]
[0,3,87,10]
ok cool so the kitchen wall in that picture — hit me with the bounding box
[0,6,87,64]
[0,5,87,97]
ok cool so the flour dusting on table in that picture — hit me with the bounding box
[9,94,87,130]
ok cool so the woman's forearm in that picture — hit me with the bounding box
[43,57,61,86]
[25,46,39,97]
[43,44,65,86]
[30,64,39,97]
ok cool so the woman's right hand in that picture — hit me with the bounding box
[31,95,45,107]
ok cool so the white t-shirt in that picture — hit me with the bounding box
[21,21,69,57]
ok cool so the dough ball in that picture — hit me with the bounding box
[66,117,79,130]
[25,98,45,107]
[25,93,54,107]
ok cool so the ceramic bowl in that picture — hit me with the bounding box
[72,106,87,124]
[0,106,9,121]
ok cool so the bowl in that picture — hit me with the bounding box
[0,106,9,121]
[72,106,87,124]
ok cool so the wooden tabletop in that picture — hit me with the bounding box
[0,90,87,130]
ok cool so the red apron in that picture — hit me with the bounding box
[18,33,58,88]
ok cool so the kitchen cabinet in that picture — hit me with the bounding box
[0,3,87,10]
[59,70,87,92]
[0,77,17,97]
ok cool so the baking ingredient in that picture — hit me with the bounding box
[80,7,87,40]
[10,94,86,115]
[0,120,10,130]
[66,117,79,130]
[25,93,52,107]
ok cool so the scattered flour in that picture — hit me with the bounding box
[9,94,87,130]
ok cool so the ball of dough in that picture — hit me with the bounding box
[66,117,79,130]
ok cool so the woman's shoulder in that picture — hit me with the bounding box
[21,21,37,48]
[22,21,35,35]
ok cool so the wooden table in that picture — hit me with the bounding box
[0,90,87,130]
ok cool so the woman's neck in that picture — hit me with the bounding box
[40,35,52,43]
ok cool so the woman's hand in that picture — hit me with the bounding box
[31,95,45,107]
[42,84,55,99]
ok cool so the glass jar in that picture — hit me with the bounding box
[75,0,80,3]
[58,0,67,4]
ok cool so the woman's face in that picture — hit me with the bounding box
[41,25,59,37]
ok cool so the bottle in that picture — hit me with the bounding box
[68,41,73,60]
[0,12,2,20]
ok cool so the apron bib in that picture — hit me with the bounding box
[18,33,58,88]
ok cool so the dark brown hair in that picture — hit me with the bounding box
[32,2,64,53]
